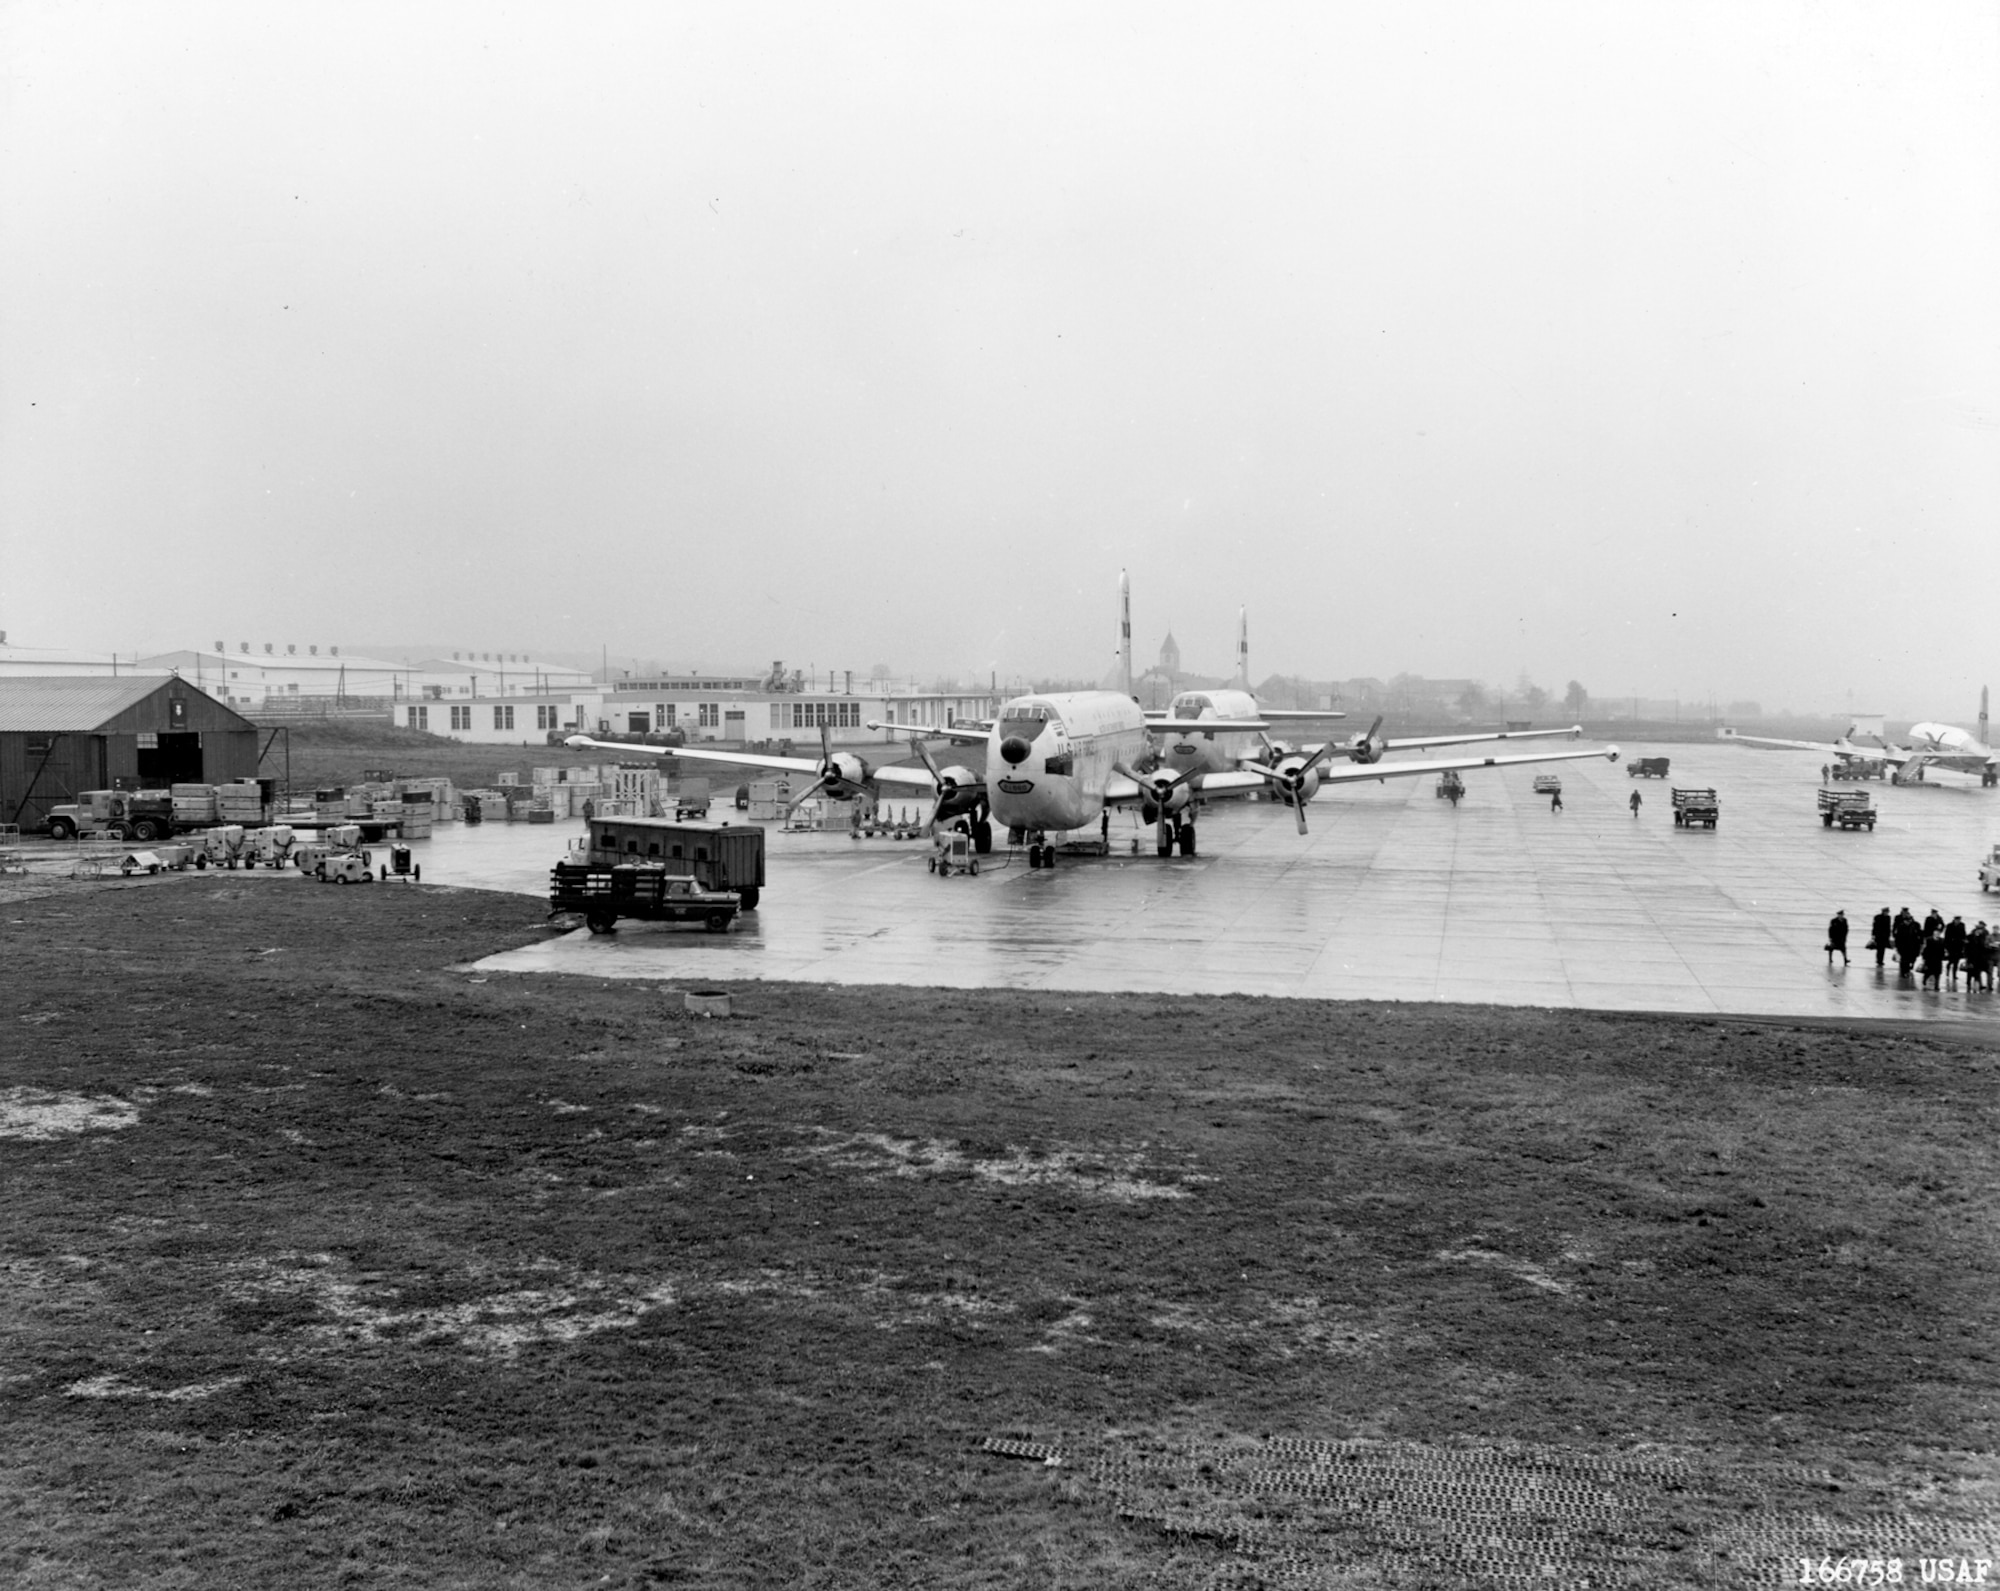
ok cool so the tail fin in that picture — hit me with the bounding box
[1116,569,1134,698]
[1234,606,1249,689]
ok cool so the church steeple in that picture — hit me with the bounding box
[1158,627,1180,678]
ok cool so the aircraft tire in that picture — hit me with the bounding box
[1180,822,1197,857]
[972,821,992,854]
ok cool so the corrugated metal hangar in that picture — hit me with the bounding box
[0,676,259,831]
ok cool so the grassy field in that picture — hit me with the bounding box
[3,875,1996,1587]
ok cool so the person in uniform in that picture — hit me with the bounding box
[1869,907,1893,970]
[1825,909,1849,967]
[1629,789,1642,817]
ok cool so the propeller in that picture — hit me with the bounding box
[1347,715,1387,765]
[908,738,984,833]
[785,722,875,814]
[1243,744,1337,834]
[1116,759,1201,853]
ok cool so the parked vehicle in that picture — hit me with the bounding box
[548,864,740,934]
[1435,771,1465,804]
[315,852,376,885]
[1979,844,2000,892]
[1627,756,1670,778]
[572,816,763,910]
[1817,789,1877,830]
[928,829,979,876]
[1671,788,1720,829]
[1531,773,1563,795]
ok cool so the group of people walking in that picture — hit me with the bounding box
[1826,907,1997,990]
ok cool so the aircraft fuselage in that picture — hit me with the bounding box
[987,691,1150,834]
[1156,689,1268,779]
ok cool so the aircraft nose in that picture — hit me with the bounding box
[1000,736,1033,766]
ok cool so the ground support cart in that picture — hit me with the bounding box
[928,830,979,875]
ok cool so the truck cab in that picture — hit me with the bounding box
[1980,845,2000,892]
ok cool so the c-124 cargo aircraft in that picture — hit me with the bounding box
[876,572,1622,864]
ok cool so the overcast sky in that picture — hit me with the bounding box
[2,3,1994,714]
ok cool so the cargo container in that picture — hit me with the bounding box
[573,816,764,910]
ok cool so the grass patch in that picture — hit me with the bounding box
[2,878,1997,1584]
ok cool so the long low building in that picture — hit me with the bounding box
[0,676,260,831]
[397,686,1006,746]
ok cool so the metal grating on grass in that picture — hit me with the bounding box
[981,1432,1998,1586]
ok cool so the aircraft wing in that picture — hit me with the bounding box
[1147,717,1272,734]
[1259,709,1348,720]
[1315,744,1622,786]
[562,734,940,790]
[1104,768,1268,806]
[1724,732,1907,764]
[1368,725,1582,754]
[866,719,989,747]
[564,735,814,774]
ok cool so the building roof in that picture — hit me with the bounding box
[141,648,409,675]
[0,674,181,732]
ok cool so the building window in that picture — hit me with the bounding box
[494,705,515,730]
[537,705,558,730]
[699,703,718,728]
[411,706,429,730]
[770,705,785,729]
[451,705,471,731]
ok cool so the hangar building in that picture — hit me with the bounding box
[0,676,260,832]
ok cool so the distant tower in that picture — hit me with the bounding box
[1158,628,1180,681]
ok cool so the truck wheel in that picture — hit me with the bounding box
[736,886,755,910]
[413,864,421,882]
[927,856,937,873]
[968,859,979,875]
[194,854,207,869]
[706,910,730,932]
[336,874,349,885]
[132,818,163,842]
[48,818,75,841]
[586,910,616,934]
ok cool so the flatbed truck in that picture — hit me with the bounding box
[1671,788,1720,829]
[548,865,741,934]
[1817,789,1877,830]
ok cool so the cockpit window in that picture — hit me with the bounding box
[998,700,1056,739]
[1175,694,1213,716]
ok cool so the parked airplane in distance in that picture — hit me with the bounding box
[875,573,1621,861]
[563,723,994,844]
[1724,688,1997,787]
[1147,606,1581,803]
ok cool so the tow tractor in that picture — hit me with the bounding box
[315,851,375,885]
[1980,844,2000,892]
[1435,771,1465,805]
[928,828,980,876]
[379,844,421,884]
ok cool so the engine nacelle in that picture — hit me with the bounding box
[1273,756,1322,808]
[1350,736,1385,765]
[933,766,983,821]
[825,752,873,797]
